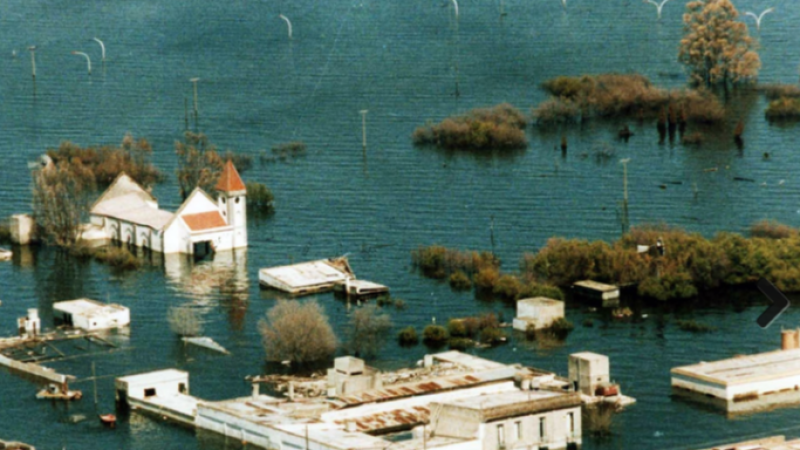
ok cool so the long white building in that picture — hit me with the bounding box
[85,160,247,255]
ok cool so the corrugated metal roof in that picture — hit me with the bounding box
[182,211,228,231]
[441,391,582,421]
[331,367,518,408]
[333,405,430,433]
[260,258,354,290]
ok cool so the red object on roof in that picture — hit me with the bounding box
[215,160,246,192]
[182,211,228,231]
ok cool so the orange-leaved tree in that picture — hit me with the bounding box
[678,0,760,86]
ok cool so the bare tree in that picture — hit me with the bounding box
[258,300,337,364]
[168,306,204,337]
[346,305,392,358]
[31,160,96,246]
[175,132,252,200]
[679,0,760,86]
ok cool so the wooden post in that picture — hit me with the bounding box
[360,110,368,151]
[190,78,200,131]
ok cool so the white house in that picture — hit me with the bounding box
[53,299,130,331]
[85,160,248,255]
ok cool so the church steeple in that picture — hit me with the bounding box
[216,160,247,249]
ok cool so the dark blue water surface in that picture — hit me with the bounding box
[3,1,800,449]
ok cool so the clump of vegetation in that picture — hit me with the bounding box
[394,299,407,310]
[448,337,473,350]
[168,306,204,337]
[676,319,716,333]
[449,271,472,290]
[751,220,797,239]
[376,296,406,309]
[412,104,528,150]
[681,132,704,146]
[347,305,392,358]
[765,97,800,121]
[258,300,337,364]
[46,134,163,189]
[479,326,505,345]
[447,319,468,338]
[91,246,141,271]
[398,326,419,346]
[175,132,251,199]
[525,318,575,341]
[583,318,595,328]
[678,0,760,86]
[492,274,524,301]
[520,222,800,301]
[533,74,725,124]
[422,325,449,345]
[411,245,499,279]
[473,267,501,291]
[246,181,275,214]
[759,84,800,100]
[262,141,307,163]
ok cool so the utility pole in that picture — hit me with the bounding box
[190,78,200,131]
[619,158,631,235]
[28,46,36,79]
[92,361,98,409]
[360,110,368,151]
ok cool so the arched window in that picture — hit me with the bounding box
[235,197,240,204]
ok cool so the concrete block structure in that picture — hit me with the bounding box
[53,299,130,331]
[327,356,381,397]
[568,352,610,396]
[10,214,34,245]
[116,369,196,424]
[512,297,565,331]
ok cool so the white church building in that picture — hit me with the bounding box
[84,160,248,255]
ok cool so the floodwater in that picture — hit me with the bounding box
[1,0,800,449]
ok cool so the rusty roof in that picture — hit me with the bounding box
[331,366,518,409]
[182,211,228,231]
[333,405,430,433]
[215,160,246,192]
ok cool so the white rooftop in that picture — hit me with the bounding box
[518,297,563,307]
[92,192,174,229]
[443,390,563,410]
[118,369,189,385]
[570,352,609,363]
[53,298,128,317]
[574,280,618,291]
[672,348,800,386]
[433,351,507,371]
[260,259,352,289]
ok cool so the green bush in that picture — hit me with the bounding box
[473,267,501,291]
[676,319,716,333]
[246,181,275,214]
[422,325,449,344]
[412,104,528,151]
[93,246,141,271]
[547,318,575,338]
[766,97,800,120]
[448,337,473,350]
[68,241,96,260]
[398,326,419,346]
[479,327,505,345]
[493,275,523,301]
[520,281,564,300]
[394,299,407,310]
[412,246,499,280]
[448,319,468,338]
[449,271,472,290]
[583,318,595,328]
[751,220,796,239]
[533,74,725,125]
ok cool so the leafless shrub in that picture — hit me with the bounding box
[168,306,204,337]
[258,300,337,364]
[346,305,392,358]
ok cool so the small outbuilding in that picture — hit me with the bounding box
[512,297,565,332]
[572,280,620,307]
[53,299,130,331]
[568,352,610,396]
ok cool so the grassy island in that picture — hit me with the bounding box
[533,74,725,125]
[412,104,528,150]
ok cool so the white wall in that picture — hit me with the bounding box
[481,406,582,450]
[119,373,189,399]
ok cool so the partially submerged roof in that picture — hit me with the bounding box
[182,210,228,231]
[517,297,563,307]
[694,436,800,450]
[117,369,189,385]
[215,160,246,193]
[53,298,128,317]
[573,280,618,292]
[672,348,800,386]
[260,258,355,290]
[439,390,581,421]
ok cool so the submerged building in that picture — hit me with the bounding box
[84,160,247,256]
[116,351,587,450]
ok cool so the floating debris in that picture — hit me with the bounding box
[182,337,229,355]
[734,176,756,182]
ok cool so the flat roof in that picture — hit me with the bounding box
[142,393,198,418]
[433,351,507,371]
[694,436,800,450]
[671,348,800,386]
[570,352,608,362]
[118,369,189,385]
[441,390,581,421]
[200,395,327,426]
[573,280,618,291]
[53,299,128,316]
[260,259,353,289]
[517,297,563,306]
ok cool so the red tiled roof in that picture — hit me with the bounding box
[182,211,227,231]
[215,160,246,192]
